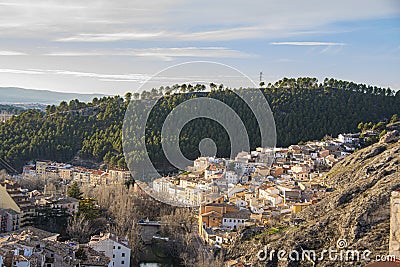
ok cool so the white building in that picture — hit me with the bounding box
[11,255,30,267]
[193,157,210,172]
[338,133,359,144]
[264,194,283,207]
[50,196,79,215]
[235,199,247,208]
[107,170,131,184]
[258,186,279,199]
[184,186,201,206]
[222,211,251,229]
[89,233,131,267]
[235,151,251,163]
[310,151,318,159]
[152,177,171,193]
[0,111,13,123]
[225,171,239,185]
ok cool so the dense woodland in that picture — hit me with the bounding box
[0,77,399,172]
[0,104,25,114]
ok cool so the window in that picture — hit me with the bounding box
[118,246,121,249]
[122,253,125,257]
[121,261,125,264]
[113,254,115,258]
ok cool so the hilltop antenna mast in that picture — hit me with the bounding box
[259,71,263,82]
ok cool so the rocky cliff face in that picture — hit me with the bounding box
[226,133,400,266]
[390,191,400,258]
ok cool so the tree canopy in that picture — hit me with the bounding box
[67,182,83,199]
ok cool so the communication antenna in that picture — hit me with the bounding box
[259,71,263,82]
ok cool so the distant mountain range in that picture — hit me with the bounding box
[0,87,106,105]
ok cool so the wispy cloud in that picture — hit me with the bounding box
[0,0,398,93]
[0,68,42,74]
[0,68,150,82]
[0,50,27,56]
[0,67,193,83]
[270,41,346,46]
[45,69,151,82]
[54,26,270,42]
[0,0,398,44]
[56,32,165,42]
[45,47,254,60]
[179,26,274,41]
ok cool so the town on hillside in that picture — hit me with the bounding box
[0,167,132,266]
[0,129,381,266]
[0,111,14,123]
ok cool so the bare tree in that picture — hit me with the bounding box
[67,214,92,243]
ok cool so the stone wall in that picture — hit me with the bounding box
[390,190,400,258]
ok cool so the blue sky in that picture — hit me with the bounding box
[0,0,399,95]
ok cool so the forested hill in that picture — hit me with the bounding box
[0,104,25,114]
[0,77,399,172]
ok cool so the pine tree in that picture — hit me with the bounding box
[67,182,83,199]
[390,114,398,124]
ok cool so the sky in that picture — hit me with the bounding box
[0,0,399,95]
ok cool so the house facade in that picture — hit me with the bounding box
[89,233,131,267]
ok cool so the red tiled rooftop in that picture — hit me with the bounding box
[90,170,104,175]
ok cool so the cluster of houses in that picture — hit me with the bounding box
[149,133,361,208]
[0,178,84,233]
[0,227,130,267]
[192,133,364,248]
[148,152,273,207]
[23,161,132,187]
[0,161,132,233]
[0,181,35,233]
[0,111,13,123]
[0,178,130,266]
[0,161,133,266]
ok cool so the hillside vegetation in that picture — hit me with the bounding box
[0,104,25,114]
[0,77,399,172]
